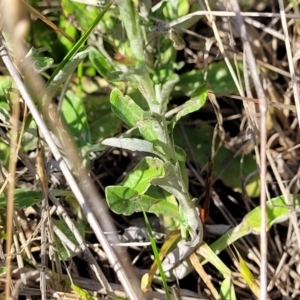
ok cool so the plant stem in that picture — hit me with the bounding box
[116,0,160,113]
[115,0,203,244]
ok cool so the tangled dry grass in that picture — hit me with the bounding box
[1,0,300,299]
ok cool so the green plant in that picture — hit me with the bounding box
[101,1,206,250]
[1,0,300,299]
[82,1,300,297]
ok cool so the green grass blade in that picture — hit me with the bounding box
[47,0,113,86]
[142,210,171,300]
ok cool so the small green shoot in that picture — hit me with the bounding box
[142,209,171,299]
[47,0,114,97]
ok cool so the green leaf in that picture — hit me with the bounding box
[0,76,11,124]
[61,90,91,147]
[177,0,190,16]
[137,116,161,142]
[110,88,144,127]
[121,157,165,194]
[22,47,54,73]
[47,46,92,97]
[71,283,95,300]
[84,94,122,143]
[89,47,114,79]
[0,189,74,209]
[173,61,244,97]
[61,0,100,31]
[174,123,259,197]
[101,138,154,153]
[0,141,9,166]
[148,186,180,233]
[89,47,128,82]
[199,243,232,277]
[161,75,179,103]
[58,17,77,52]
[158,74,179,114]
[21,119,38,152]
[210,195,300,257]
[136,115,172,159]
[171,84,207,128]
[175,146,186,163]
[151,162,185,201]
[220,277,236,300]
[51,219,85,260]
[168,195,300,281]
[116,0,144,60]
[106,185,179,217]
[48,0,113,90]
[240,195,300,233]
[32,56,54,73]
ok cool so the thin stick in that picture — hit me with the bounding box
[165,92,296,119]
[203,0,244,97]
[278,1,300,131]
[228,0,268,299]
[220,93,296,112]
[6,91,20,300]
[36,143,48,300]
[19,0,74,42]
[0,37,144,300]
[277,0,300,272]
[167,11,300,28]
[0,124,115,296]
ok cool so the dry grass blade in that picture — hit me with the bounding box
[6,89,20,299]
[36,144,47,300]
[227,0,268,298]
[0,2,145,299]
[0,122,116,298]
[189,252,220,300]
[19,0,74,43]
[168,11,300,28]
[2,0,300,299]
[0,39,144,300]
[1,1,27,298]
[279,0,300,131]
[266,147,300,249]
[202,0,244,97]
[221,93,297,112]
[141,230,181,292]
